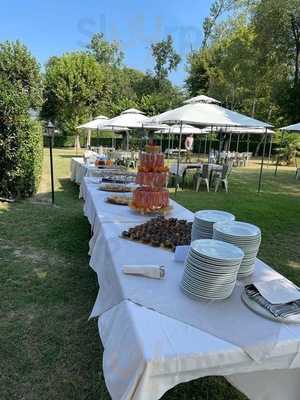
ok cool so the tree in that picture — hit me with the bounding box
[0,40,43,109]
[185,50,210,96]
[202,0,253,47]
[151,35,181,86]
[86,33,124,67]
[42,52,111,145]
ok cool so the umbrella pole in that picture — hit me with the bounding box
[218,132,222,163]
[236,134,240,152]
[228,133,232,151]
[160,133,163,152]
[208,127,213,162]
[167,132,171,159]
[198,136,202,161]
[267,134,273,167]
[274,131,284,176]
[126,131,129,151]
[175,122,183,196]
[258,132,267,193]
[204,134,208,156]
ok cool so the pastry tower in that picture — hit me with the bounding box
[132,144,169,213]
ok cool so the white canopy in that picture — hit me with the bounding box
[104,108,151,129]
[152,102,272,128]
[156,124,205,135]
[200,126,274,135]
[77,116,127,131]
[280,122,300,132]
[183,95,221,104]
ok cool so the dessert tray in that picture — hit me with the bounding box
[121,217,192,251]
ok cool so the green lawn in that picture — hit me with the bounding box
[0,148,299,400]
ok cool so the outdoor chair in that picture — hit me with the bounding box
[214,163,232,192]
[195,164,210,192]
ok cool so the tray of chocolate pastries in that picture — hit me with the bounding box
[121,216,192,251]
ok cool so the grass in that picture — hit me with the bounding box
[0,148,299,400]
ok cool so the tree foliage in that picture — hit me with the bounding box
[186,0,300,125]
[42,52,111,134]
[151,35,181,85]
[86,33,124,67]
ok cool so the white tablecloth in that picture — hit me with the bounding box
[81,178,300,400]
[70,157,100,185]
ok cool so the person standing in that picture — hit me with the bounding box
[185,134,194,162]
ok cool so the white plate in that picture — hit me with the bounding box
[181,282,234,301]
[194,210,235,223]
[214,221,261,238]
[190,239,244,262]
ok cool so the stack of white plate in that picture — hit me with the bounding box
[181,239,244,301]
[191,210,235,241]
[213,221,261,278]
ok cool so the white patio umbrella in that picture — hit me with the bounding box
[103,109,168,150]
[280,122,300,132]
[152,99,272,193]
[77,115,127,148]
[274,122,300,175]
[183,95,221,104]
[157,124,204,135]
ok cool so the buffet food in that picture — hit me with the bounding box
[131,144,169,213]
[122,217,192,251]
[106,195,131,205]
[98,183,134,193]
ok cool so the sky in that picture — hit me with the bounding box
[0,0,214,86]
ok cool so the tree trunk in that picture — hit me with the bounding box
[255,136,265,157]
[291,14,300,86]
[295,43,300,86]
[251,98,257,118]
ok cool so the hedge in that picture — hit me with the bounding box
[0,81,43,199]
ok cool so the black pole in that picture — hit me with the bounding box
[198,136,202,160]
[236,134,240,152]
[267,133,273,167]
[208,126,213,162]
[218,131,222,163]
[274,131,284,176]
[175,122,183,196]
[258,133,267,193]
[204,134,208,155]
[49,135,55,204]
[228,132,232,151]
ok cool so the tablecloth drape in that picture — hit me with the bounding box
[81,177,300,400]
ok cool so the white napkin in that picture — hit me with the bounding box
[123,265,165,279]
[254,278,300,304]
[174,245,190,262]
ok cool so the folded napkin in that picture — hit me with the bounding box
[123,265,165,279]
[254,278,300,304]
[245,282,300,319]
[174,245,190,262]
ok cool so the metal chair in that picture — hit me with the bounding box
[214,164,232,192]
[196,164,210,192]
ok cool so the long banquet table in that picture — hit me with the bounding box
[70,157,100,185]
[80,177,300,400]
